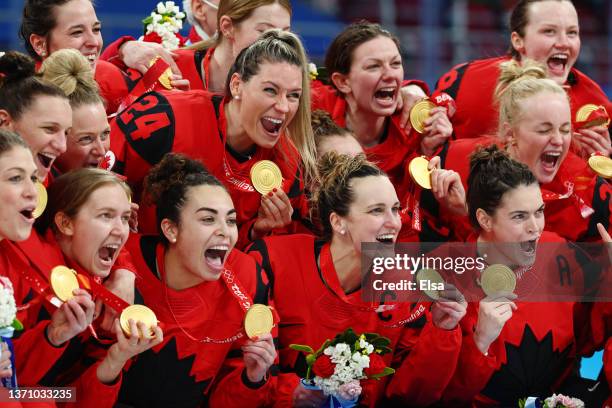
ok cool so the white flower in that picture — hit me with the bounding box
[156,2,166,14]
[0,284,16,328]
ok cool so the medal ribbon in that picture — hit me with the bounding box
[318,243,427,327]
[114,58,172,115]
[541,180,594,218]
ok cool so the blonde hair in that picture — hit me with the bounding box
[495,59,568,131]
[39,48,104,108]
[187,0,291,51]
[227,29,317,186]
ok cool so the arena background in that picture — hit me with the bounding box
[1,0,610,97]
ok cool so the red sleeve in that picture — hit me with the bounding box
[62,362,122,408]
[13,320,68,386]
[441,325,498,405]
[208,363,277,407]
[385,319,462,406]
[111,247,136,275]
[100,36,136,71]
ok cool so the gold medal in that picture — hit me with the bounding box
[244,304,274,339]
[410,99,436,134]
[33,182,47,219]
[250,160,282,195]
[50,266,79,302]
[408,156,432,189]
[479,264,516,296]
[149,57,173,90]
[120,305,158,339]
[576,104,610,128]
[588,155,612,179]
[415,268,444,300]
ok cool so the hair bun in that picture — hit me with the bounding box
[40,49,96,97]
[0,51,36,85]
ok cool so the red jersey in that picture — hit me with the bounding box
[119,234,275,407]
[94,60,139,115]
[109,90,308,247]
[439,136,612,242]
[435,56,612,140]
[171,47,214,92]
[247,234,462,407]
[0,233,123,408]
[442,232,596,406]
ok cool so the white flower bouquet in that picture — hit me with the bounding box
[141,1,187,50]
[0,276,22,389]
[291,328,394,407]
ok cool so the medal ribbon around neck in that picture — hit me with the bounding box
[156,245,275,344]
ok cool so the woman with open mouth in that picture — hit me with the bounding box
[435,0,610,159]
[438,59,611,243]
[115,153,276,407]
[20,0,189,115]
[110,30,316,248]
[313,21,456,242]
[0,52,71,186]
[39,49,110,176]
[441,145,604,407]
[247,152,466,407]
[0,168,160,406]
[0,130,39,399]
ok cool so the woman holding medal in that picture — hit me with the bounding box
[437,59,611,242]
[116,153,276,407]
[314,21,457,242]
[434,0,611,159]
[440,145,604,406]
[110,29,316,247]
[247,152,466,407]
[2,168,161,407]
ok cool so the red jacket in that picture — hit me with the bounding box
[120,234,276,407]
[247,234,462,407]
[109,90,309,247]
[442,232,597,406]
[434,56,612,141]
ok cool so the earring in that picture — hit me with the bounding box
[233,94,240,100]
[40,50,46,57]
[340,230,346,235]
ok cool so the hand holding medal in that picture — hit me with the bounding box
[411,93,455,156]
[250,160,294,240]
[574,104,612,158]
[242,304,277,383]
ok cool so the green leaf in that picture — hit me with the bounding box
[315,339,331,356]
[306,354,317,365]
[142,16,153,25]
[378,346,393,355]
[369,367,395,379]
[364,333,378,342]
[11,319,23,331]
[289,344,314,354]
